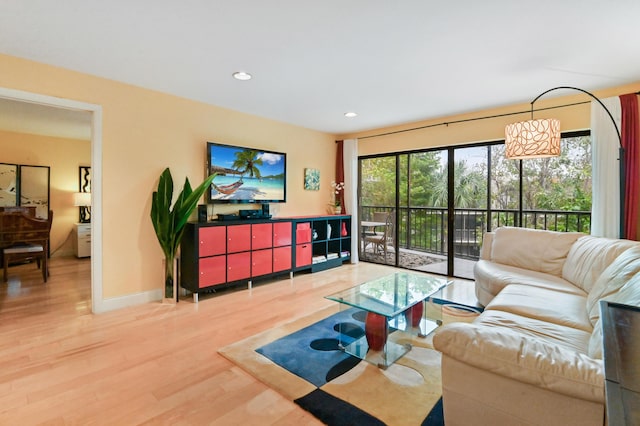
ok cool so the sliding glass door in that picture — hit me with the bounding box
[450,146,488,279]
[360,156,397,266]
[358,131,590,279]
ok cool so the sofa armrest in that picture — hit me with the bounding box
[480,231,494,260]
[433,323,605,403]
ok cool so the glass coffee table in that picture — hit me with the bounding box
[325,272,452,369]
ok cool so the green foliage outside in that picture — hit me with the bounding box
[360,135,592,255]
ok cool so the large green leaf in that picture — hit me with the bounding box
[151,168,216,262]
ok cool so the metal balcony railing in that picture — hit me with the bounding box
[360,206,591,261]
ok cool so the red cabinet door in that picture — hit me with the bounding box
[296,222,311,244]
[252,223,273,250]
[199,256,226,288]
[252,248,273,277]
[227,252,251,282]
[199,226,226,257]
[296,243,312,267]
[227,224,251,253]
[274,222,292,247]
[273,246,292,272]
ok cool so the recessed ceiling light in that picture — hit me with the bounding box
[232,71,252,81]
[344,112,358,118]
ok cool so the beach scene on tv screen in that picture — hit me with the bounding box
[209,145,285,201]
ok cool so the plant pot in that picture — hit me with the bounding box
[334,206,342,215]
[162,256,179,304]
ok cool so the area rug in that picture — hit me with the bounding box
[219,304,473,425]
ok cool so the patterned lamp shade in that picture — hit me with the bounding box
[504,118,561,159]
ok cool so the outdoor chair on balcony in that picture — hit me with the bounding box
[363,210,394,257]
[372,211,388,237]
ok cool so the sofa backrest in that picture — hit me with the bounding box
[586,246,640,326]
[588,270,640,359]
[490,227,582,276]
[562,236,639,293]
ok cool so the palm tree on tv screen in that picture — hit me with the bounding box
[233,149,263,180]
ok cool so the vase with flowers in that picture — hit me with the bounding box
[330,180,345,214]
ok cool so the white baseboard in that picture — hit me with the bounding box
[95,288,163,313]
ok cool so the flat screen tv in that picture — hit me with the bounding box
[206,142,286,204]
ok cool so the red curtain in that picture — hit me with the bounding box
[335,140,345,213]
[620,93,639,240]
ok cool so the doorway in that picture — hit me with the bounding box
[0,87,103,312]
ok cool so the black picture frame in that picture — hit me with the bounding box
[78,166,91,223]
[19,165,50,219]
[79,165,91,193]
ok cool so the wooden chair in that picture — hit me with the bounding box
[1,210,53,283]
[363,210,395,256]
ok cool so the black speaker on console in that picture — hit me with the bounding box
[197,204,208,223]
[262,204,270,216]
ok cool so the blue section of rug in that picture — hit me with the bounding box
[256,308,365,387]
[256,308,444,426]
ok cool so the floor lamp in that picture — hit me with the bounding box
[505,86,625,239]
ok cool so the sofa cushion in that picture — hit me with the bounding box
[562,236,638,293]
[485,284,592,332]
[586,246,640,326]
[433,322,605,403]
[490,227,582,276]
[474,260,586,304]
[587,271,640,359]
[475,310,591,354]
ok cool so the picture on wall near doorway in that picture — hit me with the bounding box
[20,165,50,219]
[79,166,91,193]
[0,163,18,207]
[77,166,91,223]
[304,168,320,191]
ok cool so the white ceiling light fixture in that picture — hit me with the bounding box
[344,112,358,118]
[232,71,252,81]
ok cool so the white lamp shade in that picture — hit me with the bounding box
[73,192,92,207]
[505,118,561,159]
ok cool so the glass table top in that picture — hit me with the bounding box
[325,272,451,318]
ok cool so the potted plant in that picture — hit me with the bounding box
[331,180,345,214]
[151,168,216,303]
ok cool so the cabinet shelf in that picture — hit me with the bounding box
[293,215,351,273]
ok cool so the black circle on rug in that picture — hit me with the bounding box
[333,322,365,339]
[352,310,367,323]
[310,338,341,351]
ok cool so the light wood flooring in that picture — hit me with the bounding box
[0,257,471,425]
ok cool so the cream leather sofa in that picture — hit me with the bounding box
[433,227,640,426]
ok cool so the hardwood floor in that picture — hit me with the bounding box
[0,257,467,425]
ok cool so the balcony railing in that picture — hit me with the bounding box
[361,206,591,260]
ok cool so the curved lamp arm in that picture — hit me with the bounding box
[530,86,625,239]
[530,86,622,146]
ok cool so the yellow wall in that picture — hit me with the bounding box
[0,53,336,300]
[0,129,91,256]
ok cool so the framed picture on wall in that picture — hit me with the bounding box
[304,168,320,191]
[0,163,18,207]
[19,165,50,219]
[79,165,91,193]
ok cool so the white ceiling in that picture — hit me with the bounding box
[1,0,639,136]
[0,98,92,140]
